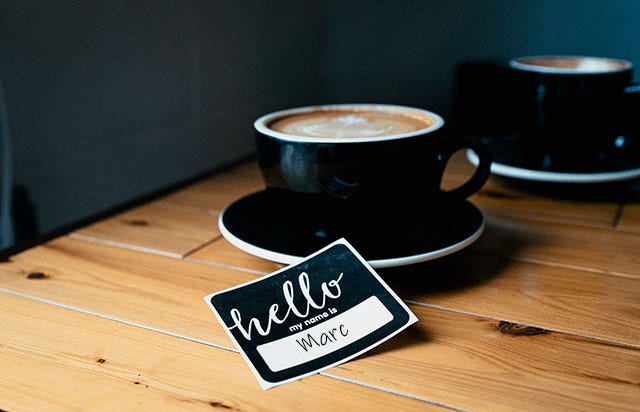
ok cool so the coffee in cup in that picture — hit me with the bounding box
[509,55,640,172]
[267,107,434,138]
[253,104,491,224]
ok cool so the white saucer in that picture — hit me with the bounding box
[219,190,485,269]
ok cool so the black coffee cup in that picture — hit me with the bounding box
[509,55,640,172]
[253,104,491,223]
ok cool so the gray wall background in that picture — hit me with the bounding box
[1,0,639,246]
[324,0,640,117]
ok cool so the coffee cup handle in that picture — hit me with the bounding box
[624,83,640,107]
[624,84,640,95]
[438,135,492,199]
[622,84,640,134]
[624,84,640,106]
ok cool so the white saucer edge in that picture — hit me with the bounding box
[218,210,302,267]
[367,218,484,268]
[466,149,640,183]
[218,208,485,269]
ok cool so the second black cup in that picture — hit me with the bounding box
[510,55,640,172]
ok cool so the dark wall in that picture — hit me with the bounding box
[1,0,639,246]
[323,0,640,121]
[0,1,324,240]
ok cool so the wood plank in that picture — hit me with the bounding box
[444,151,620,227]
[190,236,640,349]
[617,202,640,233]
[212,159,264,184]
[186,237,284,274]
[0,237,247,347]
[0,292,436,412]
[470,213,640,278]
[381,250,640,348]
[2,235,639,351]
[70,202,219,258]
[472,187,619,228]
[184,217,640,346]
[68,161,263,256]
[6,154,638,411]
[328,303,640,412]
[2,251,638,411]
[158,178,263,214]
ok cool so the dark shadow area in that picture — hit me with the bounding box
[376,207,544,297]
[13,185,38,244]
[478,134,640,203]
[377,218,526,299]
[379,249,507,298]
[353,219,529,358]
[452,60,518,137]
[492,174,640,203]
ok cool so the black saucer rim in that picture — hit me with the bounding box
[218,190,485,269]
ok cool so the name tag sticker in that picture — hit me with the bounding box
[204,238,418,389]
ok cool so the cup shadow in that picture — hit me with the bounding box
[342,219,527,358]
[495,175,640,203]
[378,218,524,297]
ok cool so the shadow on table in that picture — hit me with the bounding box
[493,176,640,203]
[378,221,524,297]
[348,221,524,357]
[379,250,505,299]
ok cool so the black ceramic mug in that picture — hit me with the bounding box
[509,55,640,172]
[253,104,491,224]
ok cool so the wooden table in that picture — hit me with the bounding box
[1,152,639,411]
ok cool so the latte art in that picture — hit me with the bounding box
[278,114,400,138]
[269,109,434,138]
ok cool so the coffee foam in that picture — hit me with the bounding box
[532,57,624,71]
[268,109,434,138]
[512,56,631,74]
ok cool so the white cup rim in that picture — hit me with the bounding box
[509,55,633,75]
[254,103,445,143]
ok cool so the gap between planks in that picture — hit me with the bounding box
[68,229,639,280]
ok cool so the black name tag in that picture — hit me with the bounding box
[204,238,418,389]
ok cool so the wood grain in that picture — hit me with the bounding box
[382,249,640,348]
[617,202,640,233]
[329,304,640,412]
[158,177,263,214]
[211,159,264,185]
[0,237,248,347]
[0,292,437,412]
[186,237,284,274]
[470,213,640,277]
[186,227,640,348]
[444,151,621,227]
[2,154,639,411]
[70,202,220,258]
[2,246,638,411]
[7,230,639,349]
